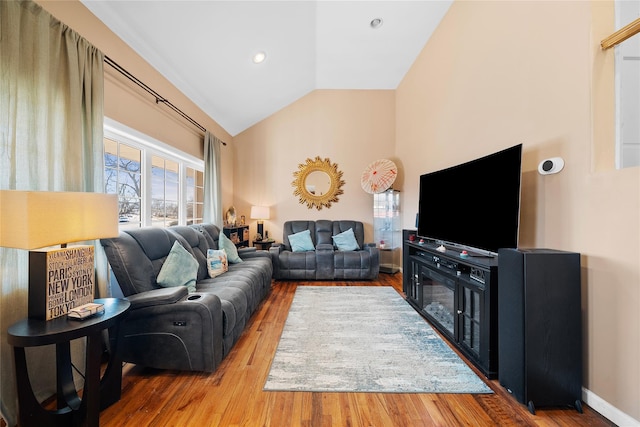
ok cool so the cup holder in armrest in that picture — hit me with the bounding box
[187,294,202,301]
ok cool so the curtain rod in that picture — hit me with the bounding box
[601,17,640,50]
[104,55,226,146]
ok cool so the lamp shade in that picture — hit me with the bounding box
[0,191,119,250]
[250,206,270,220]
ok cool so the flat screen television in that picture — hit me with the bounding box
[417,143,522,256]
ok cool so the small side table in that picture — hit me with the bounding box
[253,239,275,250]
[7,298,130,427]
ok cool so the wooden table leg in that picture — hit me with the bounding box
[99,325,124,410]
[81,332,103,427]
[14,347,73,427]
[56,342,81,410]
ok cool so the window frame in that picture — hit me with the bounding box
[614,1,640,169]
[104,117,204,227]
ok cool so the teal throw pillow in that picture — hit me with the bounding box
[219,231,243,263]
[157,241,198,293]
[332,228,360,251]
[207,249,228,278]
[288,229,315,252]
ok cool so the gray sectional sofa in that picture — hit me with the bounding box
[269,220,379,280]
[101,223,272,372]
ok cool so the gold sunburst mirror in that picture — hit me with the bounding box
[292,156,345,210]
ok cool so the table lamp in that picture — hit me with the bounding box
[250,206,270,241]
[0,191,119,320]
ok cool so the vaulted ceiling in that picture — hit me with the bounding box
[82,1,452,136]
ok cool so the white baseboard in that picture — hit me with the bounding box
[583,387,640,426]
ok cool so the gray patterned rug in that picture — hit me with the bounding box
[264,286,492,394]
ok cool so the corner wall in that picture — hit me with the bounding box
[233,90,395,242]
[396,0,639,422]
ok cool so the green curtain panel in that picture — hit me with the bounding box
[203,130,223,227]
[0,1,105,424]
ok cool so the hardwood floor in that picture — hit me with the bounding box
[100,274,613,426]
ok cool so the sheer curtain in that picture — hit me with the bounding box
[203,131,224,227]
[0,1,105,424]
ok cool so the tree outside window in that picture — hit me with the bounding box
[103,127,204,228]
[104,138,141,229]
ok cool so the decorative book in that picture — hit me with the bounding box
[68,302,105,320]
[29,246,95,320]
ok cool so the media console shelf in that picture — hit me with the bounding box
[402,234,499,378]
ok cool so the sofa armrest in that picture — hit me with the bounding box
[363,244,380,278]
[269,243,284,254]
[268,244,284,279]
[238,246,257,255]
[126,287,189,310]
[240,247,272,261]
[120,291,223,372]
[363,244,380,257]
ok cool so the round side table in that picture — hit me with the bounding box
[7,298,130,427]
[253,239,275,250]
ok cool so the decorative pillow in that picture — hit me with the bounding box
[288,229,315,252]
[332,228,360,251]
[219,232,243,263]
[157,241,198,293]
[207,249,228,278]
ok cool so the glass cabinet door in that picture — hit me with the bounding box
[373,189,401,273]
[458,283,482,358]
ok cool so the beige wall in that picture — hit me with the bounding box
[396,0,639,421]
[38,0,235,209]
[234,1,640,423]
[233,90,395,243]
[35,0,640,422]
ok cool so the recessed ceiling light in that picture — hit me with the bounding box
[252,51,267,64]
[370,18,383,29]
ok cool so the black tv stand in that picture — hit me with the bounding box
[467,252,495,258]
[420,240,495,259]
[403,234,499,378]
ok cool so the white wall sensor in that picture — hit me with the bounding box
[538,157,565,175]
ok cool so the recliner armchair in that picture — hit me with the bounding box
[270,220,379,280]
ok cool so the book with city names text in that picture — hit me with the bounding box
[28,245,95,320]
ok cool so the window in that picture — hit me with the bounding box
[104,139,142,229]
[616,1,640,169]
[151,156,179,227]
[103,118,204,229]
[186,167,204,224]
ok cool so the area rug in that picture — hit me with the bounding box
[264,286,492,394]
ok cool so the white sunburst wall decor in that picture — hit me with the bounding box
[360,159,398,194]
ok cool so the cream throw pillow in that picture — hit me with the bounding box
[207,249,228,278]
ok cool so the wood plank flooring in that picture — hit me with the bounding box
[100,274,614,426]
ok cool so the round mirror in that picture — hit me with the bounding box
[292,157,345,210]
[305,170,331,196]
